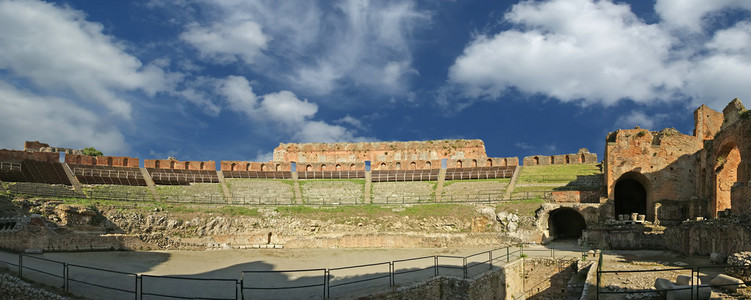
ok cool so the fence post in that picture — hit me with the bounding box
[434,256,438,276]
[324,269,329,299]
[506,247,509,262]
[64,263,68,292]
[18,254,22,278]
[389,262,394,287]
[137,274,142,300]
[236,279,242,300]
[489,251,493,270]
[463,257,467,279]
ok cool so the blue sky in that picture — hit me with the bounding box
[1,0,750,165]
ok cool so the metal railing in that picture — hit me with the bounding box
[0,244,579,300]
[594,251,751,300]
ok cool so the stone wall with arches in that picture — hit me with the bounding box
[66,154,139,168]
[144,159,215,170]
[522,148,597,166]
[220,161,293,172]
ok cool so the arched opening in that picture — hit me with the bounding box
[472,159,477,167]
[410,162,416,169]
[565,156,570,164]
[580,154,586,163]
[185,162,190,169]
[155,161,160,169]
[548,208,587,240]
[231,163,236,171]
[502,158,507,166]
[533,157,539,165]
[426,161,432,169]
[321,164,326,171]
[350,163,355,170]
[276,164,281,171]
[92,158,97,166]
[200,162,205,170]
[169,161,175,169]
[306,165,312,172]
[614,173,648,217]
[487,159,492,167]
[551,156,555,164]
[457,160,462,168]
[261,164,266,171]
[335,164,341,170]
[246,163,251,171]
[380,162,387,170]
[395,162,401,170]
[75,156,82,164]
[107,158,113,166]
[123,158,128,167]
[714,144,741,217]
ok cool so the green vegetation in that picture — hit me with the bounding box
[297,178,365,186]
[276,203,476,221]
[517,163,601,184]
[496,198,545,216]
[443,178,510,187]
[81,147,103,156]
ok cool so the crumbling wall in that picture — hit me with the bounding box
[701,99,751,217]
[24,141,82,155]
[65,154,139,168]
[273,140,488,163]
[603,128,702,220]
[522,148,597,166]
[694,104,724,141]
[220,161,294,172]
[0,150,59,163]
[144,159,215,170]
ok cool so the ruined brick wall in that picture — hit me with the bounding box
[549,191,601,203]
[65,154,139,168]
[23,141,49,151]
[272,139,488,163]
[522,148,597,166]
[370,160,439,170]
[24,141,82,155]
[220,161,295,172]
[604,128,702,221]
[701,99,751,217]
[0,149,59,163]
[144,159,215,170]
[694,104,724,140]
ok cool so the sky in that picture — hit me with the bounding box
[1,0,750,166]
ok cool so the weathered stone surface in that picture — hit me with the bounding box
[710,274,746,292]
[523,148,597,166]
[273,139,488,163]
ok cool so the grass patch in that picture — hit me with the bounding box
[219,206,260,216]
[276,203,475,221]
[496,198,545,216]
[517,164,601,183]
[398,204,475,219]
[443,178,511,187]
[298,178,365,186]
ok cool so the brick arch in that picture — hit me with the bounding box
[425,161,431,169]
[75,156,82,164]
[185,162,190,169]
[155,160,160,169]
[472,159,477,167]
[200,162,205,170]
[457,160,462,168]
[613,171,650,219]
[230,163,236,171]
[275,164,281,171]
[410,162,416,169]
[169,161,175,169]
[380,162,387,170]
[123,158,129,167]
[107,157,113,166]
[336,164,341,170]
[533,156,540,165]
[306,164,313,172]
[261,164,266,171]
[246,163,251,171]
[487,159,492,167]
[395,162,401,170]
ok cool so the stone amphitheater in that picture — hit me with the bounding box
[2,100,751,299]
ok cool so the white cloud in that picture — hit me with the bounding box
[655,0,751,31]
[449,0,680,104]
[0,0,176,119]
[0,81,126,153]
[614,111,669,130]
[181,20,269,64]
[217,75,369,142]
[181,0,428,97]
[447,0,751,111]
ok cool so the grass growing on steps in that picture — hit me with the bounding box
[517,164,601,184]
[276,203,477,221]
[496,198,545,217]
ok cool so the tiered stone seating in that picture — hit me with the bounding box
[71,165,146,186]
[4,182,77,198]
[0,160,70,185]
[371,181,435,203]
[147,168,219,185]
[85,185,153,201]
[157,183,225,203]
[297,171,365,180]
[441,180,508,202]
[443,166,516,180]
[224,171,292,179]
[299,180,364,204]
[370,169,439,182]
[226,179,294,204]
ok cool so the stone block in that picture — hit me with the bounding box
[710,252,726,264]
[710,274,747,292]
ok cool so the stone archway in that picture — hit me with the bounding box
[713,143,741,217]
[614,172,648,217]
[548,207,587,239]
